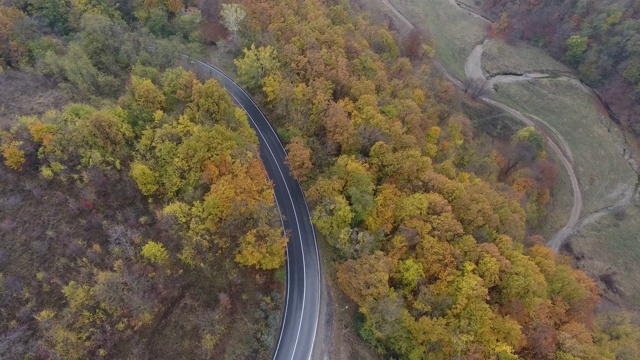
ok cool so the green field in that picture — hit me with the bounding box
[389,0,486,79]
[482,39,571,76]
[493,79,636,214]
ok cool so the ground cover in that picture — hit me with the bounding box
[569,204,640,309]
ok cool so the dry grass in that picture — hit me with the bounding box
[458,0,484,11]
[482,39,571,76]
[0,71,68,128]
[493,79,637,214]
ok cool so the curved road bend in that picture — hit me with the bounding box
[187,57,321,360]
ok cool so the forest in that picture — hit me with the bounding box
[1,0,640,359]
[0,1,284,358]
[483,0,640,140]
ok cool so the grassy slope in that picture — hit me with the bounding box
[493,79,636,214]
[389,0,485,79]
[482,39,571,76]
[0,72,69,126]
[570,204,640,309]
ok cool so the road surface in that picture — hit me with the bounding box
[184,56,321,360]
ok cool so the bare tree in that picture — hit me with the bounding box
[463,77,488,100]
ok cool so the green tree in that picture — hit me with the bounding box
[565,35,588,65]
[234,43,279,91]
[312,195,353,252]
[79,13,127,76]
[130,161,159,195]
[141,240,169,265]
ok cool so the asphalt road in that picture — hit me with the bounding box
[188,57,321,360]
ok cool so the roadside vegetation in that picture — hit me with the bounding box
[0,1,284,358]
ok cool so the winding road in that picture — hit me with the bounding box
[182,56,321,360]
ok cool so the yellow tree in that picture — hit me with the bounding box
[2,142,25,170]
[131,76,166,112]
[188,78,234,125]
[337,251,394,310]
[130,161,158,195]
[235,226,287,270]
[234,44,279,91]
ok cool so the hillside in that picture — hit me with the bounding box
[0,2,285,358]
[482,0,640,143]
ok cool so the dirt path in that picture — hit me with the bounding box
[464,41,487,81]
[379,0,585,252]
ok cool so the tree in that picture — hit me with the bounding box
[332,155,375,225]
[2,142,26,170]
[175,9,202,41]
[141,240,169,265]
[188,78,234,125]
[312,195,353,252]
[220,3,246,40]
[336,251,394,310]
[161,66,197,105]
[234,43,279,91]
[394,258,424,293]
[285,137,313,181]
[0,6,29,67]
[30,0,74,34]
[325,101,358,155]
[79,13,126,76]
[491,12,510,35]
[235,226,287,270]
[131,76,166,112]
[130,161,158,195]
[402,28,424,62]
[565,35,588,65]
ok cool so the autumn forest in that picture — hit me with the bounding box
[0,0,639,359]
